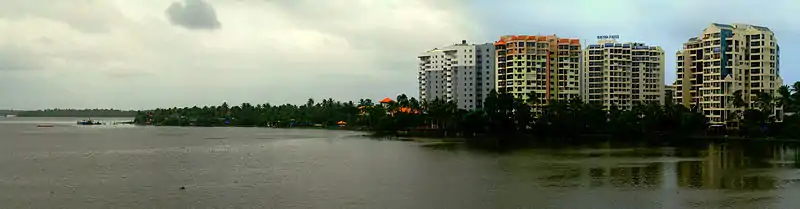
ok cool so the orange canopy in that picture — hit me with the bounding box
[337,121,347,125]
[379,97,393,103]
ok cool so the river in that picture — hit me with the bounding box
[1,117,800,208]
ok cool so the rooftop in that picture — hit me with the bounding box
[750,25,771,31]
[712,23,734,28]
[713,23,772,32]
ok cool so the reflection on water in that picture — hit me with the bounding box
[3,117,800,208]
[524,142,800,191]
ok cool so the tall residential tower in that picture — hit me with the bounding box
[582,37,665,109]
[674,23,781,125]
[494,35,581,106]
[418,40,496,110]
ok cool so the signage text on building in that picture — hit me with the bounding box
[597,35,620,40]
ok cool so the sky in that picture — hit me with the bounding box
[0,0,798,110]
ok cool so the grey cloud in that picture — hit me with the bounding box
[166,0,222,30]
[0,45,40,71]
[0,0,124,33]
[267,0,476,69]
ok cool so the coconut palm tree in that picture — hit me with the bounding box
[525,91,539,106]
[732,90,747,109]
[756,92,774,114]
[725,90,748,128]
[776,85,792,112]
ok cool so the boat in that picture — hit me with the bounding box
[37,124,54,128]
[77,119,103,125]
[113,121,135,125]
[5,114,16,118]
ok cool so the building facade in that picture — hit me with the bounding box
[582,38,665,109]
[418,40,496,110]
[674,23,782,125]
[494,35,581,106]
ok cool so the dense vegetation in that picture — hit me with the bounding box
[0,110,16,116]
[2,109,137,117]
[132,81,800,143]
[134,91,704,143]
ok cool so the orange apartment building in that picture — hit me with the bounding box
[494,35,581,106]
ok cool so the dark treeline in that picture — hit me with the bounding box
[13,109,137,117]
[134,81,800,144]
[134,91,707,144]
[134,98,365,128]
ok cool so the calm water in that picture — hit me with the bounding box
[2,117,800,208]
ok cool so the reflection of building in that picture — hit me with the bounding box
[674,23,782,125]
[582,37,665,109]
[494,35,581,106]
[418,40,496,110]
[675,143,784,190]
[535,143,795,192]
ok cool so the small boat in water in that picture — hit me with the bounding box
[77,119,102,125]
[37,124,54,128]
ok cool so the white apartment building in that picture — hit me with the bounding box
[674,23,782,125]
[418,40,496,110]
[582,37,665,109]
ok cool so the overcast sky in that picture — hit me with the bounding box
[0,0,798,110]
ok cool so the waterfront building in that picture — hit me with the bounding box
[582,36,665,109]
[418,40,496,110]
[674,23,782,125]
[494,35,581,107]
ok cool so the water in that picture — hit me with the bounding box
[2,117,800,208]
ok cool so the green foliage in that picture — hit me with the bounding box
[730,82,800,139]
[136,82,800,142]
[136,99,364,128]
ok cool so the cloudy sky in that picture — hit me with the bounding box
[0,0,798,110]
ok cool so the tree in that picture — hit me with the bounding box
[512,98,532,132]
[726,90,747,127]
[777,85,792,112]
[424,98,457,131]
[526,91,539,106]
[756,92,774,114]
[396,94,410,108]
[732,90,746,109]
[483,90,515,135]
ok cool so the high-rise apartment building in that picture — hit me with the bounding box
[674,23,782,125]
[418,40,496,110]
[494,35,581,106]
[582,38,665,109]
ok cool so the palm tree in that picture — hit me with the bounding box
[728,90,747,128]
[732,90,746,109]
[791,81,800,110]
[525,91,540,116]
[777,85,792,112]
[409,97,421,110]
[525,91,539,106]
[756,92,774,113]
[396,94,410,108]
[792,81,800,96]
